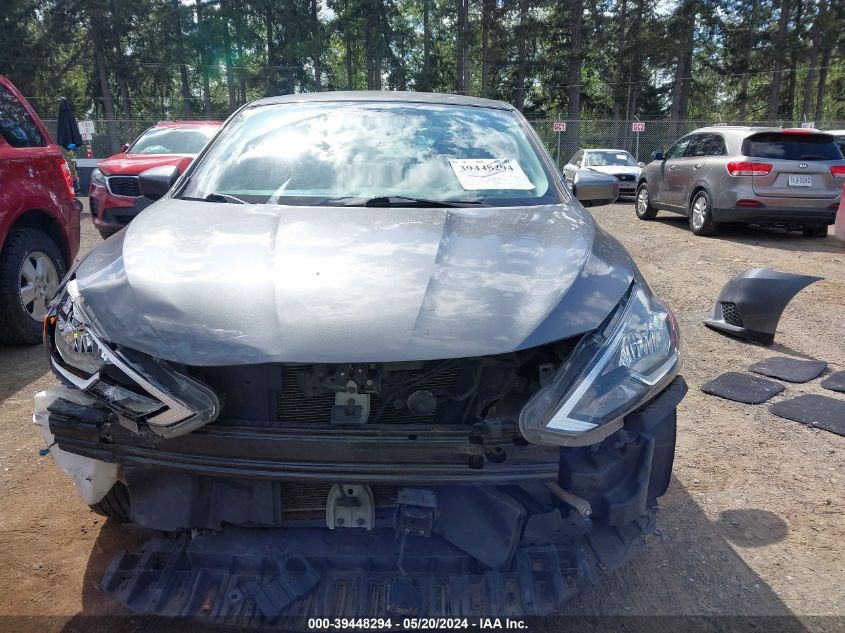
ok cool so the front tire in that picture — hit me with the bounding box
[0,228,66,344]
[689,190,718,236]
[635,184,657,220]
[89,482,131,522]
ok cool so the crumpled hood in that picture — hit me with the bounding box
[75,200,635,365]
[585,165,640,177]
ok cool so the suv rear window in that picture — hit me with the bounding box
[0,85,45,148]
[742,132,842,161]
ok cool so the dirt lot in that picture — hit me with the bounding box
[1,201,843,630]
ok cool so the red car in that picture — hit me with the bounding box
[0,74,80,344]
[89,121,222,238]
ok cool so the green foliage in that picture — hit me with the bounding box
[0,0,841,122]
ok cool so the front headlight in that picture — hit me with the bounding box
[90,168,106,187]
[519,283,681,447]
[45,280,220,437]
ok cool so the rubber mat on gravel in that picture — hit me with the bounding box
[701,372,785,404]
[769,395,845,437]
[749,357,827,383]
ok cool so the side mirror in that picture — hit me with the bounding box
[637,161,646,169]
[139,165,181,200]
[573,170,619,207]
[119,143,130,153]
[651,151,664,161]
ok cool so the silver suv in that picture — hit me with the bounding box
[635,127,845,236]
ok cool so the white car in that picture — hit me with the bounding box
[564,149,645,197]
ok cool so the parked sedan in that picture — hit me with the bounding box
[636,127,845,236]
[88,120,221,239]
[564,148,644,197]
[37,92,684,620]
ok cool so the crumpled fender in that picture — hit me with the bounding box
[704,267,822,345]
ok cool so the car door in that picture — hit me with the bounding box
[564,150,583,184]
[654,135,693,208]
[0,83,60,225]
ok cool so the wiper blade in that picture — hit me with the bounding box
[179,193,247,204]
[333,195,485,208]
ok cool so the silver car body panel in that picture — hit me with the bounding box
[74,200,635,365]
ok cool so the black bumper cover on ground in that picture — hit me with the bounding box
[95,377,686,623]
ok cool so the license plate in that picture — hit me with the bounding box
[788,175,812,187]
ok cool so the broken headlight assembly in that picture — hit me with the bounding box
[44,279,220,437]
[519,283,680,447]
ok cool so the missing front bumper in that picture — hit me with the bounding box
[100,515,654,622]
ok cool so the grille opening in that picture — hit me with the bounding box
[108,176,141,197]
[277,362,465,425]
[721,301,743,327]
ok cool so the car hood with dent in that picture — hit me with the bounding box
[584,165,640,177]
[75,200,635,365]
[97,153,196,176]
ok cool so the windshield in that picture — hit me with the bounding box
[585,151,637,167]
[129,126,218,155]
[179,102,557,206]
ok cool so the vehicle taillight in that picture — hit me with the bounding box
[726,161,772,176]
[57,159,75,199]
[830,165,845,179]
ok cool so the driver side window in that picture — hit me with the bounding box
[570,150,584,166]
[666,136,692,159]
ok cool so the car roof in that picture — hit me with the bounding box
[689,125,835,138]
[583,148,633,153]
[153,121,223,128]
[248,91,514,111]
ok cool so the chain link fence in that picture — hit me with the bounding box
[42,117,845,163]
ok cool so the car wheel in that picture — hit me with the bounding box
[635,184,657,220]
[89,482,131,522]
[802,225,828,238]
[0,228,66,345]
[97,227,120,240]
[689,190,718,236]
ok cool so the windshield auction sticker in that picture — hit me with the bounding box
[449,158,535,190]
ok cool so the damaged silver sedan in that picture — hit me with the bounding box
[35,92,685,620]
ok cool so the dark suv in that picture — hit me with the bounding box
[636,127,845,236]
[0,74,80,343]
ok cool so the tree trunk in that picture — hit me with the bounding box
[265,5,277,96]
[456,0,469,94]
[813,46,831,123]
[92,27,120,153]
[738,0,757,122]
[766,0,791,121]
[224,23,237,110]
[311,0,322,90]
[611,0,628,121]
[800,0,825,121]
[669,0,694,135]
[195,0,212,115]
[783,0,803,120]
[170,0,192,117]
[515,0,528,111]
[481,0,492,97]
[567,0,583,120]
[422,0,432,91]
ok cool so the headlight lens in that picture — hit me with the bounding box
[90,168,106,187]
[45,280,220,437]
[54,293,107,375]
[519,283,680,446]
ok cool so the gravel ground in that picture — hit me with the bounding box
[0,201,843,630]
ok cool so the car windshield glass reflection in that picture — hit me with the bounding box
[179,102,558,207]
[130,127,217,155]
[586,151,636,167]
